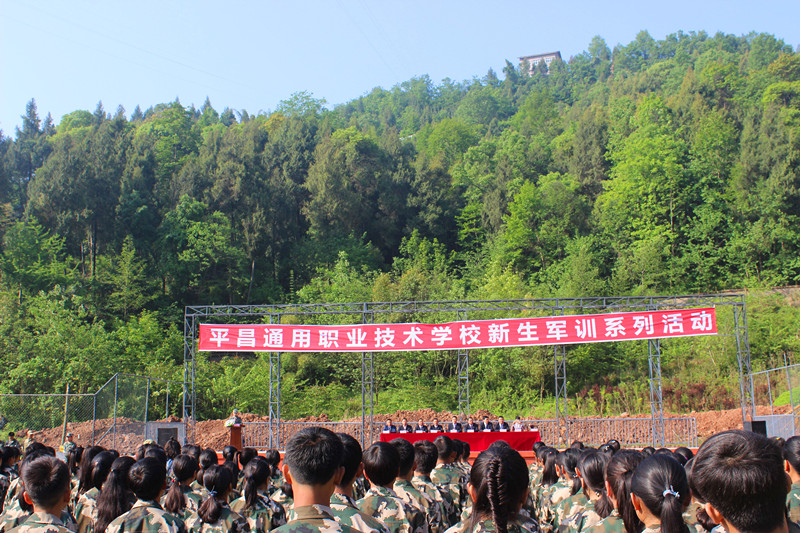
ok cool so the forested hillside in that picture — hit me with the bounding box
[0,30,798,420]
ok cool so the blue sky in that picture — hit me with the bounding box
[1,0,799,134]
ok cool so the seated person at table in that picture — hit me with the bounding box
[692,430,792,533]
[447,417,461,433]
[398,419,413,434]
[383,419,398,434]
[414,420,428,433]
[495,416,510,432]
[429,419,444,433]
[480,417,494,432]
[464,418,479,433]
[511,416,525,432]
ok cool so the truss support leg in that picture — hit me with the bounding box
[361,309,375,448]
[555,344,568,446]
[268,314,282,449]
[648,339,665,447]
[734,302,755,426]
[457,309,469,417]
[183,315,196,444]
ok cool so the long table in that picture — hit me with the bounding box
[378,430,541,452]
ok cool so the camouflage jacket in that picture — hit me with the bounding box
[4,478,21,510]
[557,498,602,533]
[393,480,441,533]
[352,479,370,503]
[185,503,249,533]
[161,486,203,524]
[411,476,456,530]
[106,499,186,533]
[329,493,390,533]
[0,499,76,533]
[585,510,623,533]
[788,482,800,525]
[7,511,74,533]
[230,491,287,533]
[553,492,587,529]
[271,489,293,513]
[75,487,101,533]
[272,504,361,533]
[429,465,466,518]
[357,486,428,533]
[443,516,538,533]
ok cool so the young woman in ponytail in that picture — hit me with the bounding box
[186,464,250,533]
[587,450,644,533]
[230,458,287,533]
[782,435,800,524]
[630,454,690,533]
[549,449,585,527]
[75,450,116,533]
[464,445,534,533]
[558,451,613,533]
[94,456,136,533]
[162,454,202,521]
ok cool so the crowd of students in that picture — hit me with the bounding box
[0,429,797,533]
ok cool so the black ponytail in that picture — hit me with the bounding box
[242,458,271,510]
[541,448,559,486]
[631,454,690,533]
[606,450,644,533]
[198,464,232,524]
[578,451,613,518]
[95,456,136,533]
[164,455,198,514]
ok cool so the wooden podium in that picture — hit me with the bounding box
[229,424,242,449]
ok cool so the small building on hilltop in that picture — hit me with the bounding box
[519,51,562,75]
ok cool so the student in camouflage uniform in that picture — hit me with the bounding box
[412,442,456,531]
[329,434,389,533]
[693,430,800,533]
[586,451,643,533]
[628,454,690,533]
[163,456,203,523]
[447,445,535,533]
[358,442,428,533]
[557,452,612,533]
[430,437,467,521]
[390,439,441,533]
[106,457,186,533]
[783,436,800,525]
[231,458,286,533]
[94,456,137,533]
[270,427,360,533]
[185,464,249,533]
[7,456,73,533]
[75,451,116,533]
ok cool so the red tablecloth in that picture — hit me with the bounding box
[378,430,541,452]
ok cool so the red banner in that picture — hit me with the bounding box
[198,307,717,352]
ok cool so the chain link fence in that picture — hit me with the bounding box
[0,374,182,454]
[751,362,800,438]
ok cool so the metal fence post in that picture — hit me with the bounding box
[144,378,151,441]
[92,392,97,446]
[113,375,118,450]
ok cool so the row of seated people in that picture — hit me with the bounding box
[382,416,537,434]
[0,429,798,533]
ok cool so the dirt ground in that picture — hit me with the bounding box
[26,404,794,453]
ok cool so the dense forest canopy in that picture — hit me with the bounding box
[0,30,798,420]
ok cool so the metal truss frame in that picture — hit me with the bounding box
[183,294,753,445]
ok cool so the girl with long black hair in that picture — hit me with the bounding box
[162,454,202,522]
[587,450,644,533]
[94,456,136,533]
[230,458,287,533]
[630,454,690,533]
[186,464,250,533]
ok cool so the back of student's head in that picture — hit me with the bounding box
[264,449,281,468]
[284,426,344,486]
[128,457,166,501]
[164,438,181,459]
[78,445,105,493]
[144,446,168,470]
[414,440,438,475]
[89,451,116,491]
[631,454,690,533]
[692,430,788,533]
[163,454,199,515]
[390,438,415,478]
[451,439,463,459]
[468,445,529,533]
[337,433,364,486]
[363,442,399,487]
[222,445,238,463]
[559,448,582,494]
[198,464,234,524]
[541,448,559,486]
[606,449,644,533]
[462,442,471,461]
[197,447,219,483]
[570,440,585,450]
[607,439,621,452]
[242,458,271,509]
[21,456,70,509]
[578,451,613,518]
[674,447,693,463]
[433,435,453,461]
[182,444,201,461]
[67,445,83,475]
[783,436,800,473]
[95,456,136,533]
[222,460,239,482]
[641,446,656,456]
[239,448,258,468]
